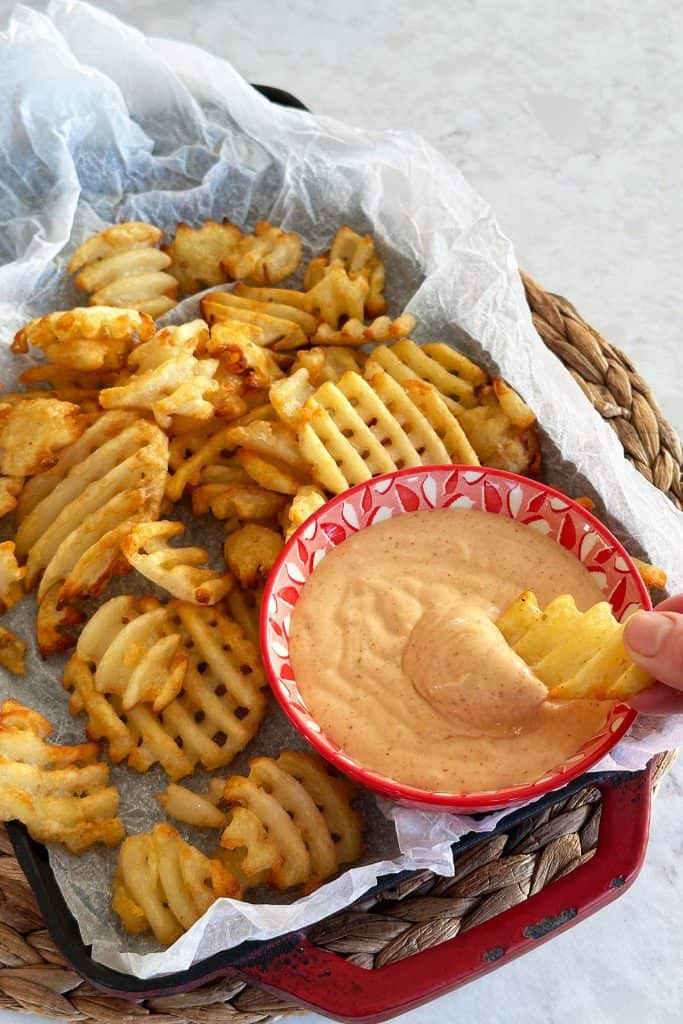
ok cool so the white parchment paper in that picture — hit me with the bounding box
[0,0,681,978]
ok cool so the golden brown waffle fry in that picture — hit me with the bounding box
[292,368,473,493]
[121,520,232,605]
[14,414,168,617]
[69,222,177,318]
[365,339,478,410]
[19,364,122,411]
[64,599,268,780]
[208,324,286,390]
[224,525,283,588]
[163,220,243,295]
[12,306,155,372]
[0,627,25,675]
[234,265,368,334]
[0,397,84,477]
[76,595,186,712]
[0,699,124,852]
[312,313,415,347]
[157,782,228,829]
[0,542,24,615]
[201,295,308,350]
[293,346,365,385]
[281,485,327,540]
[36,584,86,658]
[205,292,318,335]
[304,227,386,318]
[220,221,302,285]
[193,479,287,524]
[113,823,238,944]
[456,383,541,476]
[225,419,312,495]
[633,558,667,592]
[220,751,362,893]
[497,591,653,701]
[0,476,23,518]
[100,327,219,430]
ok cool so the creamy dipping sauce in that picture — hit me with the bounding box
[289,508,613,793]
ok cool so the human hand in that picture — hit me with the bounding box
[624,595,683,714]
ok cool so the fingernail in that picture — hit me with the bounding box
[625,611,674,658]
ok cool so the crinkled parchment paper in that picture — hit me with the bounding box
[0,0,681,978]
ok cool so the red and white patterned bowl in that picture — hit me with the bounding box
[260,466,649,812]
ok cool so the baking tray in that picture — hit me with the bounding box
[4,83,656,1024]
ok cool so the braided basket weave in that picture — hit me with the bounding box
[0,274,679,1022]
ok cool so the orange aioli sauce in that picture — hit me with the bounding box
[289,508,614,793]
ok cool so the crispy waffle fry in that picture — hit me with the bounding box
[77,595,186,712]
[14,414,168,614]
[207,324,286,390]
[221,221,302,285]
[100,347,219,430]
[633,558,667,592]
[113,824,238,943]
[226,419,312,495]
[0,397,84,477]
[70,221,177,318]
[194,480,287,524]
[0,627,25,675]
[312,313,415,347]
[12,307,155,372]
[157,782,228,829]
[64,599,268,780]
[497,591,653,701]
[234,265,368,333]
[282,484,327,539]
[304,227,386,318]
[127,321,209,371]
[122,520,232,605]
[36,584,86,658]
[365,339,478,410]
[224,525,283,588]
[269,368,316,428]
[0,542,25,615]
[293,346,365,385]
[220,751,362,892]
[201,296,308,350]
[163,220,243,295]
[0,699,124,852]
[456,383,541,476]
[294,368,470,493]
[205,292,318,335]
[19,364,122,411]
[225,585,263,644]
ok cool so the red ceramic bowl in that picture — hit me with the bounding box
[260,466,650,812]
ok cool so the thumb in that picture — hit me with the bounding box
[624,610,683,690]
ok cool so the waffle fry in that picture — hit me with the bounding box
[497,591,653,701]
[208,324,286,390]
[282,484,327,539]
[157,782,228,829]
[294,368,473,493]
[201,295,308,350]
[0,627,25,675]
[312,313,414,347]
[0,542,25,614]
[163,220,243,295]
[0,397,84,477]
[69,222,177,318]
[293,346,365,385]
[226,419,312,495]
[365,339,478,410]
[220,221,302,285]
[100,347,219,430]
[234,264,368,334]
[12,306,155,372]
[224,525,283,588]
[14,414,168,614]
[304,226,387,318]
[205,292,318,335]
[225,585,263,644]
[0,699,124,852]
[76,595,186,712]
[127,320,209,370]
[0,477,23,518]
[64,599,268,780]
[456,383,541,476]
[220,751,362,892]
[36,584,86,658]
[113,824,238,944]
[194,480,287,524]
[122,520,232,605]
[18,364,122,411]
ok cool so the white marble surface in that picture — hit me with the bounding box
[0,2,681,1023]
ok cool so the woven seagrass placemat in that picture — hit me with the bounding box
[0,273,679,1021]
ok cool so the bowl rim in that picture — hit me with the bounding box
[260,465,650,811]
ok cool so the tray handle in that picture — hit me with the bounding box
[237,769,652,1023]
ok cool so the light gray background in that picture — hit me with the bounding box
[0,2,681,1023]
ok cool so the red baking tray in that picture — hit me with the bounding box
[2,83,656,1024]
